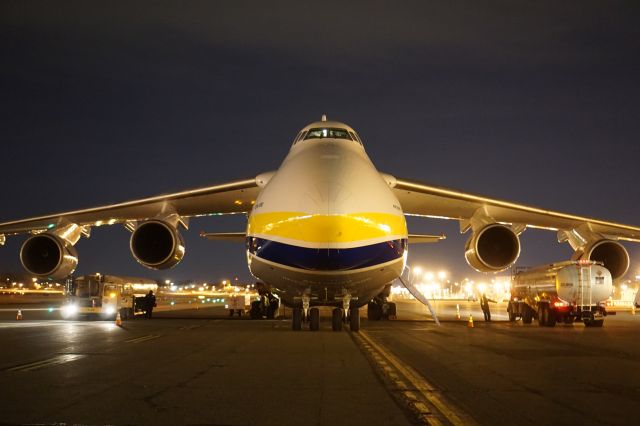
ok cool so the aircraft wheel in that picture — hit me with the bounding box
[522,307,533,324]
[292,307,302,331]
[367,302,382,321]
[349,307,360,332]
[332,308,343,331]
[309,308,320,331]
[385,302,397,320]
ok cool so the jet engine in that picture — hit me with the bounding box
[20,233,78,278]
[130,220,185,269]
[573,239,629,280]
[464,224,520,272]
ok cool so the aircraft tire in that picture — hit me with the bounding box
[292,307,302,331]
[332,308,343,331]
[309,308,320,331]
[349,307,360,332]
[385,302,397,320]
[522,307,533,324]
[367,302,382,321]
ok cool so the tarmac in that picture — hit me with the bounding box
[1,299,639,425]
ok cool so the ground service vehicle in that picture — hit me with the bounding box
[508,260,612,327]
[61,274,158,320]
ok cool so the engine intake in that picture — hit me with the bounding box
[130,220,185,269]
[574,239,629,280]
[464,224,520,272]
[20,234,78,278]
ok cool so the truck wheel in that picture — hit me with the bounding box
[563,316,575,325]
[507,302,516,322]
[537,305,547,326]
[585,319,604,327]
[522,307,533,324]
[546,311,557,327]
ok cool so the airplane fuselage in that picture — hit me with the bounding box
[246,120,408,307]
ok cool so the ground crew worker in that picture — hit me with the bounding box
[480,293,491,322]
[145,290,156,319]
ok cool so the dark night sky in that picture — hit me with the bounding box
[1,1,639,283]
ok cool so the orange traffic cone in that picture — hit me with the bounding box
[456,304,461,320]
[16,309,23,320]
[115,311,122,327]
[632,305,636,316]
[467,314,474,328]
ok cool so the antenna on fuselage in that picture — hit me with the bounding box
[321,114,327,122]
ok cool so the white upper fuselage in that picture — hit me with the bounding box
[245,119,408,307]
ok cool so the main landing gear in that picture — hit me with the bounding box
[291,294,360,332]
[367,296,396,321]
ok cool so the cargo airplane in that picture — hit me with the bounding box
[1,116,639,331]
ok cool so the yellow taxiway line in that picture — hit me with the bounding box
[357,330,476,426]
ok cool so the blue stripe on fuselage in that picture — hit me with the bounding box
[246,237,407,271]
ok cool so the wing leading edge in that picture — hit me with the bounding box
[0,177,262,240]
[391,177,640,242]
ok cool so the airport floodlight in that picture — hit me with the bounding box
[424,272,434,281]
[438,271,447,280]
[478,283,487,293]
[165,280,170,285]
[621,284,628,291]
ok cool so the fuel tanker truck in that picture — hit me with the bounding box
[508,260,612,327]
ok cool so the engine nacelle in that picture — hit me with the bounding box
[130,220,185,269]
[20,233,78,278]
[573,239,629,280]
[464,224,520,272]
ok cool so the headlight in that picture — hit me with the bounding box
[105,306,115,315]
[61,304,78,318]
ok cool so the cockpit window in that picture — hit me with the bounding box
[304,128,353,141]
[297,131,307,142]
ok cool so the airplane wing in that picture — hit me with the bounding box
[0,177,261,238]
[392,177,640,241]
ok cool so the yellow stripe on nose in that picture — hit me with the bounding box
[248,212,407,244]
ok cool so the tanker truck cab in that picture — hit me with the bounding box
[61,274,157,320]
[508,260,612,327]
